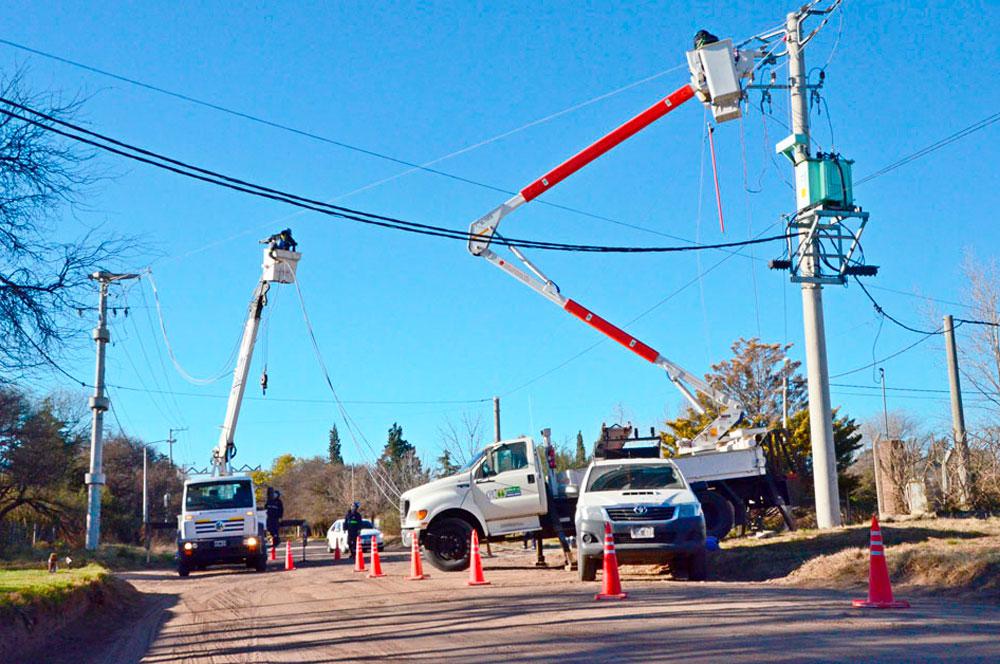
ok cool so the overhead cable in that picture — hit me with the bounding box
[0,99,793,254]
[856,111,1000,185]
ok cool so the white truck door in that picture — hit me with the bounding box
[471,439,542,535]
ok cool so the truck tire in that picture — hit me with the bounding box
[578,549,598,582]
[697,490,735,540]
[687,549,708,581]
[424,517,472,572]
[254,553,268,572]
[177,562,190,578]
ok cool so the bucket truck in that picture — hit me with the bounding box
[176,232,301,577]
[401,34,795,568]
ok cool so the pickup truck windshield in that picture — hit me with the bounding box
[185,480,254,511]
[586,465,682,492]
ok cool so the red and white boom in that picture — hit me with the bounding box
[467,38,757,449]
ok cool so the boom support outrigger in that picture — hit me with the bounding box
[466,37,761,450]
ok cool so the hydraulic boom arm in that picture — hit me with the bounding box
[467,38,756,449]
[212,234,301,475]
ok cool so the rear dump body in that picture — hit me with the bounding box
[177,475,267,575]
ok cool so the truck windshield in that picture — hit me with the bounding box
[586,465,682,492]
[185,480,255,511]
[459,449,486,472]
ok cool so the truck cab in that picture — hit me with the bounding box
[401,436,564,571]
[177,474,268,576]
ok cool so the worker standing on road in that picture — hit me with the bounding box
[344,502,363,558]
[266,488,284,547]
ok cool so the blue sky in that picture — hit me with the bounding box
[6,1,999,471]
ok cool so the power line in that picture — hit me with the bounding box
[856,111,1000,185]
[109,382,491,406]
[829,332,938,379]
[853,276,999,334]
[0,37,712,244]
[0,99,794,255]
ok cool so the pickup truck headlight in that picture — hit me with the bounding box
[677,502,703,518]
[245,536,259,548]
[581,506,606,521]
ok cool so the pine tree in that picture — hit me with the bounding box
[382,422,414,465]
[436,449,458,477]
[328,424,344,465]
[575,431,587,465]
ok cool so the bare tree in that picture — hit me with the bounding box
[438,411,485,466]
[959,252,1000,413]
[0,70,124,379]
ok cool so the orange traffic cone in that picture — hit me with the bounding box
[354,536,366,573]
[595,522,626,600]
[269,542,276,561]
[852,515,909,609]
[333,544,341,562]
[408,533,427,580]
[284,540,295,571]
[467,530,490,586]
[367,538,386,578]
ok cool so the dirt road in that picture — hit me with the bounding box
[51,542,1000,663]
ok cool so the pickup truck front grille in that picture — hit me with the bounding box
[606,506,675,522]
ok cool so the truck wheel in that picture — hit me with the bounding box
[255,554,268,572]
[697,490,735,540]
[177,563,190,578]
[424,517,472,572]
[578,550,598,582]
[687,549,708,581]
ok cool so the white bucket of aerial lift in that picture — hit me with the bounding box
[686,38,747,124]
[262,248,301,284]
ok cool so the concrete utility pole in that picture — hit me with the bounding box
[943,315,971,507]
[493,396,501,443]
[85,271,140,551]
[786,9,841,528]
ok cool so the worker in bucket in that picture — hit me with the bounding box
[344,501,363,558]
[265,487,284,547]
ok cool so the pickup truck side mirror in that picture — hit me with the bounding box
[477,462,494,479]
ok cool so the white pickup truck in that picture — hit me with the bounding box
[575,457,706,581]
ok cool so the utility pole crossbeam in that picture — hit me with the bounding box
[85,271,140,551]
[943,315,971,508]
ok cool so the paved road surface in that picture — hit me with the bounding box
[46,542,1000,663]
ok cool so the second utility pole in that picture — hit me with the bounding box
[943,314,970,507]
[85,271,140,551]
[787,9,841,528]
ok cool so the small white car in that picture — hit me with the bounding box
[327,518,384,554]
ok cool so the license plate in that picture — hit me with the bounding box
[214,540,227,548]
[630,526,654,539]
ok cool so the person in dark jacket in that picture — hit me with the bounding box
[265,488,284,547]
[344,502,363,557]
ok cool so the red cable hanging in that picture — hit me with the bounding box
[707,123,725,233]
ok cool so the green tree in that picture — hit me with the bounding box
[575,431,587,465]
[382,423,414,466]
[786,408,864,498]
[328,424,344,465]
[436,449,458,478]
[0,389,86,543]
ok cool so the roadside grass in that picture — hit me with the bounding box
[0,543,174,572]
[0,563,108,611]
[713,517,1000,598]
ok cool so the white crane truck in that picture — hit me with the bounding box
[401,33,797,571]
[176,235,301,577]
